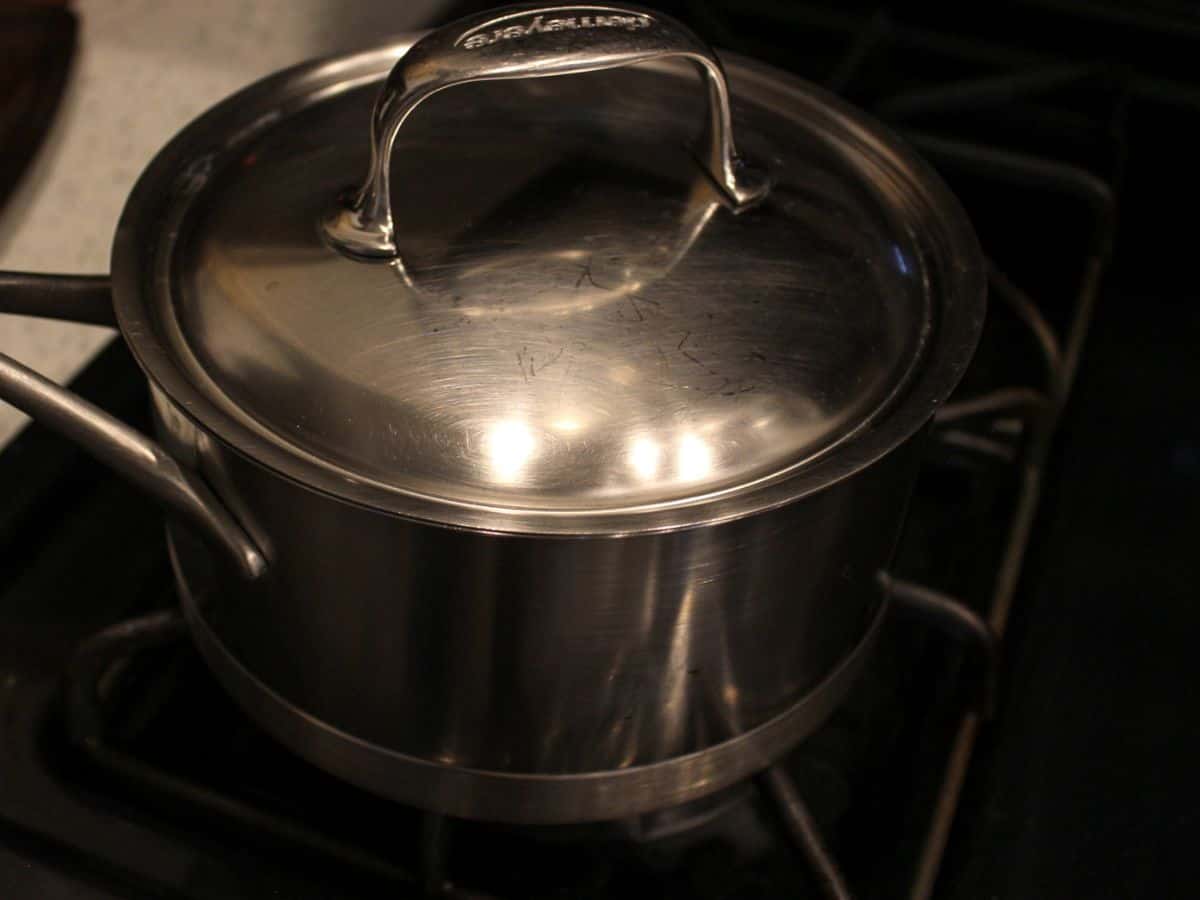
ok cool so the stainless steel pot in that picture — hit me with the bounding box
[0,5,985,823]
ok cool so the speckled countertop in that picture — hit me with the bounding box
[0,0,448,447]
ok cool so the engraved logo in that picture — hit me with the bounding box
[457,12,653,50]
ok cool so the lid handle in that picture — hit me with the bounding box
[322,3,769,260]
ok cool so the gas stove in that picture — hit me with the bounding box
[2,2,1198,898]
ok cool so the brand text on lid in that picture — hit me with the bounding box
[458,13,654,49]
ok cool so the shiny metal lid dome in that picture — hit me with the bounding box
[115,7,983,531]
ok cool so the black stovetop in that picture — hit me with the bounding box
[2,2,1199,898]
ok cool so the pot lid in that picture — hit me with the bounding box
[129,5,984,526]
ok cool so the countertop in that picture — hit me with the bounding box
[0,0,449,448]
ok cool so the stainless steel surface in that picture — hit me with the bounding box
[0,349,264,580]
[117,31,983,534]
[0,272,116,327]
[171,500,894,822]
[324,4,768,260]
[142,309,926,824]
[0,7,986,823]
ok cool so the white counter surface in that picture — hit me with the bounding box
[0,0,447,447]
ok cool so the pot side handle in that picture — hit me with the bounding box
[0,272,267,580]
[0,272,117,326]
[322,2,770,261]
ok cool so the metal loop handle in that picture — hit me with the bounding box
[323,3,769,260]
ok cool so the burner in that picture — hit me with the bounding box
[53,609,864,898]
[47,548,996,899]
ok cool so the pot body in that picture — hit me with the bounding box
[0,10,984,827]
[153,385,922,823]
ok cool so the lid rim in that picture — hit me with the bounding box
[111,40,986,537]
